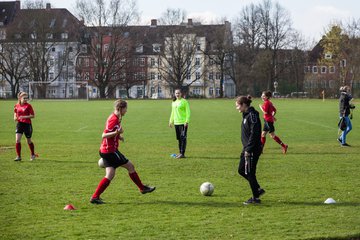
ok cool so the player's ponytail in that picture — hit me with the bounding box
[263,91,272,98]
[236,95,252,106]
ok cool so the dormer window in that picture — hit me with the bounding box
[152,44,161,53]
[324,53,332,59]
[136,45,143,53]
[46,33,53,39]
[61,33,68,40]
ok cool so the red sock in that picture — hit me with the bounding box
[129,172,144,191]
[273,136,285,147]
[92,177,111,199]
[28,142,35,155]
[16,143,21,157]
[261,136,266,146]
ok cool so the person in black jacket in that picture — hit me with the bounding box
[338,85,354,146]
[236,95,265,204]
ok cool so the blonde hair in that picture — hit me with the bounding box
[17,91,28,104]
[114,99,127,111]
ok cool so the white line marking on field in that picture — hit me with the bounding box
[293,119,336,130]
[76,126,88,132]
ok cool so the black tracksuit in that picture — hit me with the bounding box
[238,106,263,198]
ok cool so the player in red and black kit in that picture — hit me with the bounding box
[13,92,38,161]
[90,99,156,204]
[259,91,288,154]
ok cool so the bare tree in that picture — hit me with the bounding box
[75,0,140,98]
[0,43,29,98]
[158,31,206,95]
[159,8,187,25]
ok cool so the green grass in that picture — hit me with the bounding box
[0,99,359,240]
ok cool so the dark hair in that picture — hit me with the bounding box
[236,95,252,106]
[172,88,182,101]
[262,90,272,98]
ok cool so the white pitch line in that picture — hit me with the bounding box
[293,119,336,130]
[76,126,88,132]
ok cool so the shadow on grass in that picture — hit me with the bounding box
[306,233,360,240]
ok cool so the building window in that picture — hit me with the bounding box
[61,33,68,39]
[209,72,214,80]
[195,58,200,66]
[150,72,155,80]
[157,85,162,94]
[157,73,162,80]
[321,66,327,74]
[312,66,318,74]
[340,59,346,67]
[209,87,214,96]
[216,87,220,96]
[104,44,109,51]
[46,33,53,39]
[136,45,143,53]
[150,58,155,67]
[304,66,310,73]
[49,72,54,80]
[196,42,201,51]
[84,72,90,80]
[186,71,191,80]
[85,58,89,67]
[209,59,215,65]
[325,53,332,59]
[329,66,335,73]
[193,87,201,95]
[216,72,221,79]
[153,44,161,53]
[81,44,87,53]
[139,58,145,66]
[31,33,37,39]
[196,72,201,80]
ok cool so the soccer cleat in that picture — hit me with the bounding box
[90,197,104,204]
[341,143,351,147]
[175,154,186,159]
[141,185,156,194]
[337,138,342,144]
[14,156,22,161]
[243,197,261,205]
[30,154,38,161]
[282,145,288,154]
[258,188,266,197]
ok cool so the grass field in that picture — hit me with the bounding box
[0,98,359,240]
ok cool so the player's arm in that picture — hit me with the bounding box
[13,113,17,121]
[102,128,121,139]
[18,114,34,119]
[258,104,266,114]
[169,105,174,128]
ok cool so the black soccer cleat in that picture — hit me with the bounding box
[341,143,351,147]
[337,138,342,144]
[14,156,21,161]
[90,197,104,204]
[258,188,266,197]
[141,185,156,194]
[243,197,261,205]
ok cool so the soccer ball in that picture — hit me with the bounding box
[98,158,105,168]
[200,182,214,196]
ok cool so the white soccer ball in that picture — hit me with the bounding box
[200,182,214,196]
[98,158,105,168]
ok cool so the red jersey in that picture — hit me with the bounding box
[261,99,276,122]
[14,103,34,124]
[100,113,121,153]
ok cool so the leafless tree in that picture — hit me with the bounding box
[157,31,206,95]
[159,8,187,25]
[75,0,140,98]
[0,43,29,98]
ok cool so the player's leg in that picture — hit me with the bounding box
[90,166,115,204]
[15,132,22,161]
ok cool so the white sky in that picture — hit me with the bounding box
[32,0,360,41]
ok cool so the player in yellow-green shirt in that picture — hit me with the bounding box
[169,89,191,159]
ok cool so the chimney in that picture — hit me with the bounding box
[46,3,51,10]
[187,18,193,26]
[150,19,157,27]
[15,0,21,11]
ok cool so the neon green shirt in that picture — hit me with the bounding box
[169,98,191,125]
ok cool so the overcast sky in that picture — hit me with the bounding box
[37,0,360,41]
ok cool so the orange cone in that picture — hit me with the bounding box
[64,204,76,210]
